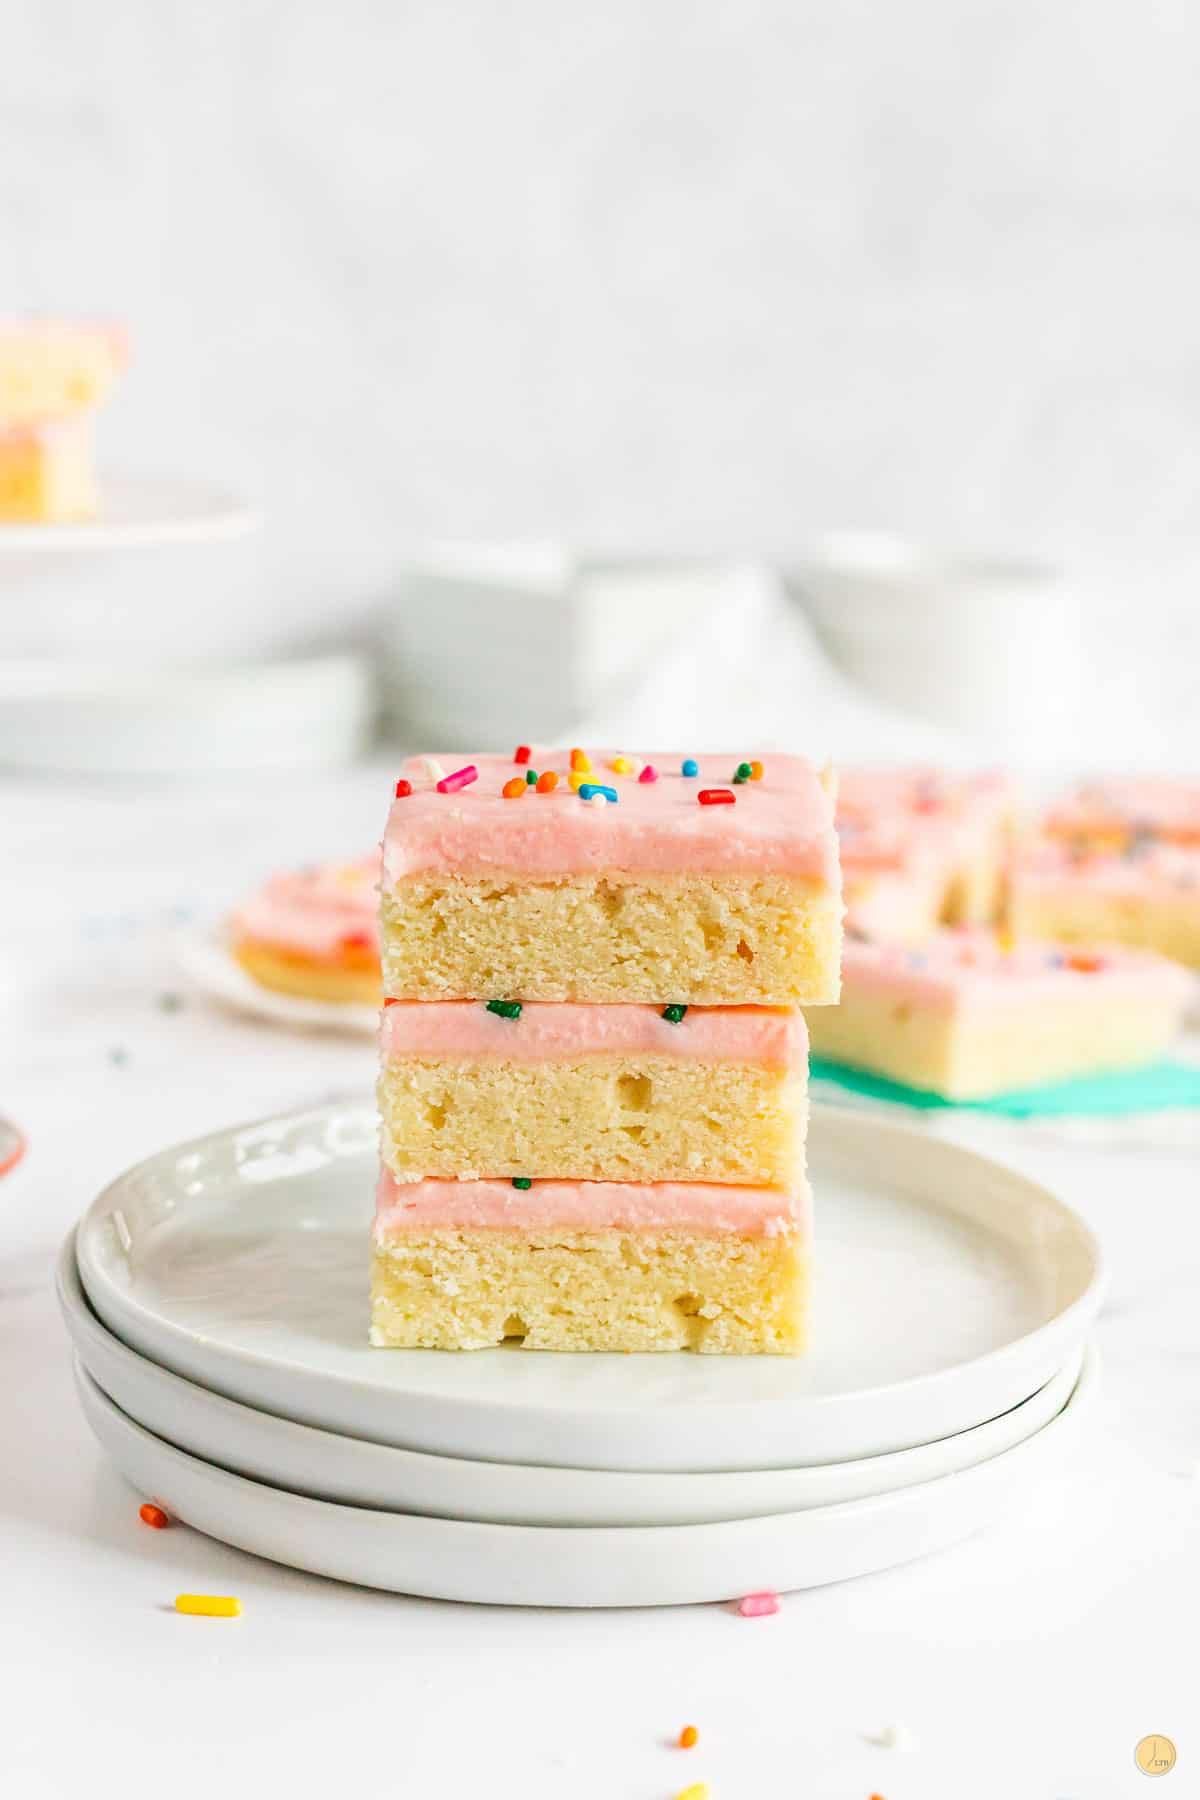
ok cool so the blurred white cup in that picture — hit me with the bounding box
[785,534,1081,757]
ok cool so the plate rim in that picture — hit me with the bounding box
[58,1234,1086,1521]
[74,1096,1107,1469]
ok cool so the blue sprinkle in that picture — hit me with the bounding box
[578,783,618,802]
[681,758,699,777]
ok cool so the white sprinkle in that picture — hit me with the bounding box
[421,757,446,782]
[588,793,608,809]
[111,1209,133,1255]
[627,757,644,776]
[869,1723,918,1752]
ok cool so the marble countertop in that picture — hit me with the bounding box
[2,763,1196,1800]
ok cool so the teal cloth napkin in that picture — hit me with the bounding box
[809,1056,1200,1119]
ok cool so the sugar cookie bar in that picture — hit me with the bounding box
[0,416,98,522]
[0,320,127,425]
[1009,841,1200,972]
[370,1172,808,1352]
[229,858,382,1005]
[378,1001,807,1185]
[806,928,1191,1100]
[380,753,842,1005]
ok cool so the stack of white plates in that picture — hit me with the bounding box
[62,1102,1104,1608]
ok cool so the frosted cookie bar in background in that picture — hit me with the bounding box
[805,928,1192,1101]
[0,417,98,523]
[228,858,381,1005]
[0,319,128,522]
[370,1172,809,1353]
[1043,776,1200,852]
[379,752,843,1006]
[837,767,1016,942]
[378,1001,808,1186]
[1009,840,1200,972]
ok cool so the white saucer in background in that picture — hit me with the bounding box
[72,1350,1097,1607]
[58,1241,1083,1527]
[0,476,258,554]
[0,653,374,775]
[175,929,377,1036]
[75,1099,1105,1474]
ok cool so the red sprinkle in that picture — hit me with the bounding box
[139,1503,169,1529]
[514,745,532,765]
[437,764,479,794]
[394,779,413,799]
[698,789,735,807]
[340,931,372,950]
[737,1590,780,1617]
[383,997,400,1006]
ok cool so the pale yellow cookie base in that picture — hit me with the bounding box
[381,874,842,1005]
[378,1055,806,1185]
[233,942,382,1006]
[1009,891,1200,971]
[0,424,97,522]
[806,981,1184,1099]
[369,1228,806,1353]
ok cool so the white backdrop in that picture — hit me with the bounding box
[4,0,1199,747]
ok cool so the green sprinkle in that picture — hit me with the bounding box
[733,762,753,783]
[486,999,523,1020]
[511,1176,532,1190]
[525,769,538,785]
[661,1004,688,1024]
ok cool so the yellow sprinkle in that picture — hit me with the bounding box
[570,748,591,773]
[674,1785,709,1800]
[611,755,633,775]
[175,1593,242,1618]
[568,770,587,792]
[996,928,1015,953]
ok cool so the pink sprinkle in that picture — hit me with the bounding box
[737,1591,780,1618]
[638,764,659,784]
[436,764,478,794]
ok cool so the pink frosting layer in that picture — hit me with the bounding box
[380,1001,807,1067]
[1013,841,1200,901]
[838,767,1013,881]
[1045,777,1200,845]
[374,1169,806,1236]
[842,927,1193,1010]
[381,752,840,881]
[229,858,380,959]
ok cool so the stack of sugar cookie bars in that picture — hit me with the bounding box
[371,750,843,1354]
[0,321,127,521]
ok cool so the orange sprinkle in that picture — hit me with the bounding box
[139,1503,169,1529]
[1065,951,1104,973]
[750,760,763,780]
[536,770,559,793]
[570,748,591,773]
[678,1724,699,1749]
[502,778,526,799]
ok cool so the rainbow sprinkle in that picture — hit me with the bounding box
[611,755,634,775]
[525,769,538,785]
[639,764,659,783]
[698,789,735,806]
[733,762,753,784]
[394,779,413,799]
[511,1177,532,1190]
[421,757,446,782]
[677,1725,699,1749]
[486,1000,523,1020]
[514,745,532,764]
[175,1594,242,1618]
[436,764,478,794]
[536,770,559,793]
[681,758,699,777]
[587,793,609,809]
[661,1004,688,1024]
[578,783,618,803]
[750,760,763,780]
[139,1503,169,1529]
[570,748,591,773]
[737,1590,780,1617]
[502,778,526,799]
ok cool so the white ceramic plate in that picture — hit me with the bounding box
[174,930,377,1036]
[76,1099,1105,1474]
[0,476,258,553]
[58,1241,1084,1527]
[73,1350,1097,1606]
